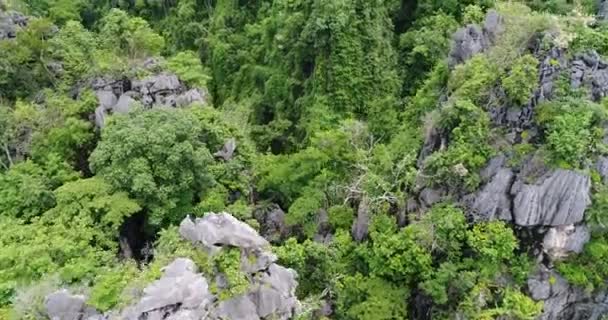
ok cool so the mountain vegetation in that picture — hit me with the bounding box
[1,0,608,319]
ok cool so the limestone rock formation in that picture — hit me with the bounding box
[254,204,288,243]
[213,138,237,161]
[470,168,514,221]
[45,213,299,320]
[92,72,208,128]
[528,266,608,320]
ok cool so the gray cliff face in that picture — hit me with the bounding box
[448,10,504,67]
[44,213,300,320]
[511,170,591,227]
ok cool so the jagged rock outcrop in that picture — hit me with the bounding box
[528,266,608,320]
[597,156,608,184]
[92,72,208,128]
[179,212,270,250]
[119,258,213,320]
[448,10,504,66]
[0,10,28,40]
[45,213,299,320]
[511,169,591,226]
[543,225,590,260]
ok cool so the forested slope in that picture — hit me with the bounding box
[1,0,608,319]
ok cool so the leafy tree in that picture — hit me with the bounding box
[275,238,335,297]
[90,108,213,227]
[0,17,56,99]
[399,13,458,95]
[0,156,77,220]
[99,9,165,59]
[365,215,433,283]
[536,98,604,168]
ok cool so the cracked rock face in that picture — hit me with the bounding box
[511,170,591,226]
[470,167,514,221]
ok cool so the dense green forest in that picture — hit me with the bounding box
[2,0,608,319]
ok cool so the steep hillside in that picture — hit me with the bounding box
[2,1,608,319]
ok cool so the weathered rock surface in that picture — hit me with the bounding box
[0,10,28,40]
[92,72,208,128]
[597,156,608,184]
[46,213,299,320]
[214,138,237,161]
[470,168,514,221]
[254,204,288,243]
[511,170,591,226]
[528,266,608,320]
[543,225,590,260]
[45,290,102,320]
[448,10,504,66]
[599,0,608,21]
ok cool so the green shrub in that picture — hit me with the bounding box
[423,99,493,191]
[558,235,608,291]
[88,264,139,312]
[449,55,500,104]
[502,54,539,105]
[328,205,355,231]
[214,248,249,300]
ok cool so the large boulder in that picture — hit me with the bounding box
[214,138,237,161]
[351,196,370,242]
[47,212,300,320]
[45,290,102,320]
[254,204,288,243]
[133,259,212,315]
[511,170,591,226]
[543,225,590,260]
[179,212,270,249]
